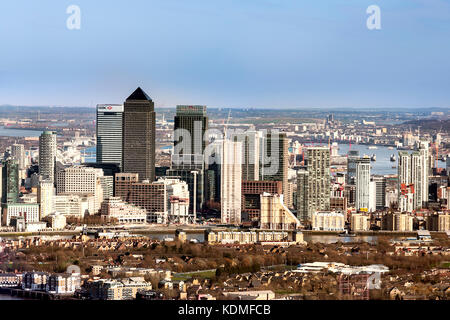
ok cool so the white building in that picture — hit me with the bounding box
[355,157,371,212]
[43,213,67,230]
[56,166,104,214]
[100,197,147,224]
[47,273,81,294]
[38,179,54,219]
[398,151,424,212]
[221,140,242,224]
[311,211,345,231]
[53,194,96,218]
[2,203,40,226]
[350,213,370,231]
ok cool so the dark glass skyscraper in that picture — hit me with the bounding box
[122,87,155,182]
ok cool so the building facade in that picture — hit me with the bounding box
[122,87,156,182]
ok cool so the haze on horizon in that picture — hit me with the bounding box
[1,0,449,109]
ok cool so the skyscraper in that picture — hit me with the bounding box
[39,131,57,183]
[260,132,288,205]
[173,105,208,160]
[221,140,242,224]
[355,157,371,212]
[296,168,309,221]
[38,179,54,219]
[398,151,423,212]
[300,147,331,222]
[11,144,26,170]
[418,141,429,206]
[171,105,208,213]
[1,160,19,204]
[96,104,124,168]
[372,176,387,210]
[347,150,360,185]
[230,130,260,181]
[122,87,156,182]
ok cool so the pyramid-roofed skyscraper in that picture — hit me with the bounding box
[122,87,156,182]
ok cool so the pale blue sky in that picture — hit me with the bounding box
[0,0,449,108]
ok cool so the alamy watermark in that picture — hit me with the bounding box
[66,5,81,30]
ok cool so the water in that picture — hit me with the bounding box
[0,293,25,300]
[335,143,445,175]
[0,126,42,137]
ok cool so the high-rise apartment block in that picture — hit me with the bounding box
[39,131,57,182]
[398,151,425,212]
[297,147,331,222]
[355,157,371,212]
[221,140,242,224]
[260,132,288,206]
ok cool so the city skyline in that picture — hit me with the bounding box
[1,1,450,108]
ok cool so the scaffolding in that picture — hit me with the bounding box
[338,274,370,300]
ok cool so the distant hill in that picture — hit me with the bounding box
[399,119,450,132]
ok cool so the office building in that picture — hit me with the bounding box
[100,197,147,224]
[96,104,124,168]
[53,194,96,218]
[39,131,57,182]
[241,180,282,223]
[122,87,156,182]
[1,160,19,204]
[2,203,40,226]
[56,166,104,214]
[221,140,242,224]
[124,178,190,224]
[173,105,208,157]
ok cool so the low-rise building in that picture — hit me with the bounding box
[311,211,345,231]
[88,277,152,300]
[22,272,49,291]
[43,213,67,230]
[47,273,81,294]
[2,203,40,226]
[100,197,147,224]
[351,213,370,231]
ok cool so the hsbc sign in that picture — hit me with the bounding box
[97,104,124,112]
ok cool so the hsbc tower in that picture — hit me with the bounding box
[96,104,124,169]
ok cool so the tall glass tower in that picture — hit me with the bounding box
[96,104,124,168]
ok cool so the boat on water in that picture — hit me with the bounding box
[339,230,356,237]
[390,154,396,162]
[368,146,378,150]
[388,146,394,150]
[370,154,376,161]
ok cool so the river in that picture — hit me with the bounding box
[0,126,42,137]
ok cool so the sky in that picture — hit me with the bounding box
[0,0,449,109]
